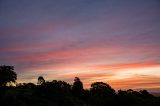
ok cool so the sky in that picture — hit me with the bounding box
[0,0,160,91]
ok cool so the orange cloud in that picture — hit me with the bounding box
[109,76,160,90]
[91,63,160,70]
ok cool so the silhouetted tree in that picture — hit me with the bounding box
[117,89,151,106]
[0,65,17,87]
[37,76,45,85]
[89,82,116,106]
[72,77,84,98]
[140,90,154,98]
[17,82,36,89]
[90,82,115,96]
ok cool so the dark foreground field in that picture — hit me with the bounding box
[1,80,160,106]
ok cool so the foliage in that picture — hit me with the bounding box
[72,77,84,98]
[0,65,17,86]
[0,65,160,106]
[37,76,45,85]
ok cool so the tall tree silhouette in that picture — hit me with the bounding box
[0,65,17,86]
[89,82,116,106]
[72,77,84,98]
[37,76,45,85]
[90,82,115,96]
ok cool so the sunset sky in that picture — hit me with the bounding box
[0,0,160,91]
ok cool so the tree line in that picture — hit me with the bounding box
[0,65,160,106]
